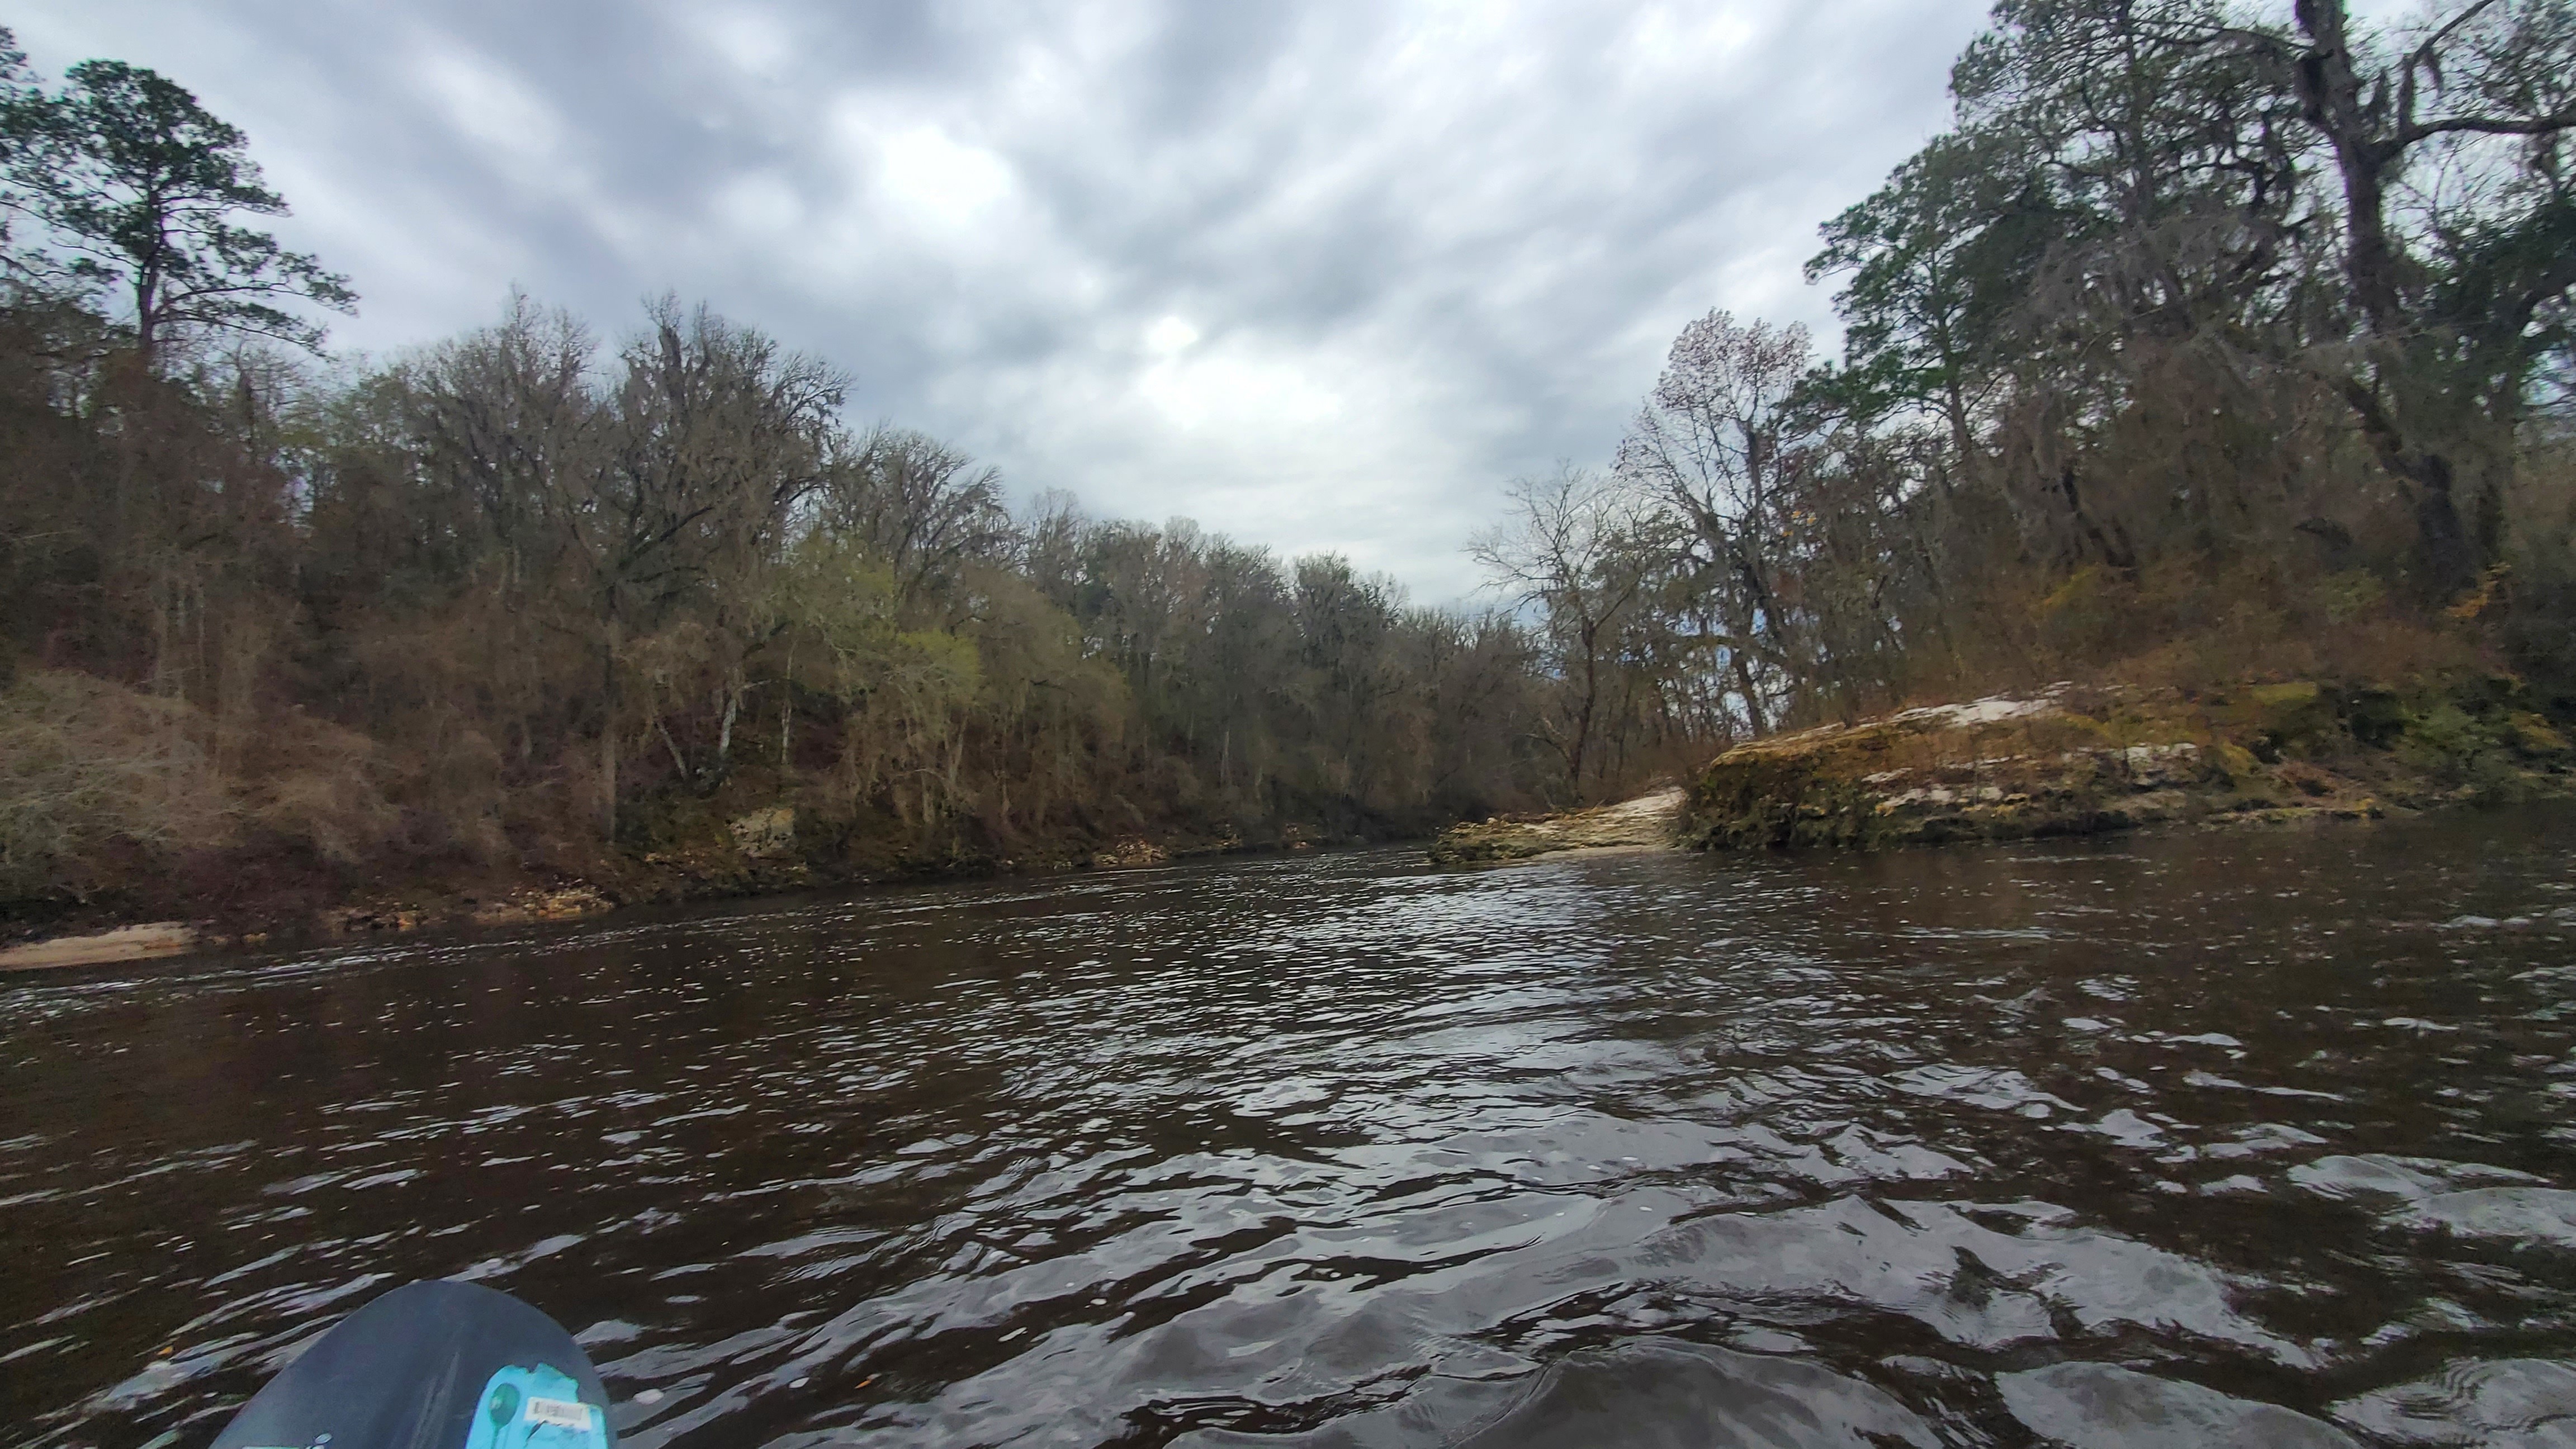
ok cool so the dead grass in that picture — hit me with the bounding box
[0,668,408,910]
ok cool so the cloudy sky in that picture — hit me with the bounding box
[21,0,2003,602]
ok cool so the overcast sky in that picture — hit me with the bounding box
[22,1,2007,602]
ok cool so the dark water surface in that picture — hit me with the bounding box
[11,812,2576,1447]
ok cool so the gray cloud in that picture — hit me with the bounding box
[21,0,1996,600]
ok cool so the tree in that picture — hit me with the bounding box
[2283,0,2575,338]
[4,58,353,362]
[607,298,846,793]
[1616,312,1819,735]
[1291,555,1407,813]
[1472,465,1664,796]
[1806,130,2054,458]
[813,428,1013,605]
[2270,0,2576,590]
[0,29,41,277]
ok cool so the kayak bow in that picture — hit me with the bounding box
[211,1280,614,1449]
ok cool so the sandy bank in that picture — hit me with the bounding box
[0,922,200,970]
[1427,787,1688,865]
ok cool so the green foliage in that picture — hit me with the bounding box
[1803,130,2061,436]
[767,532,905,688]
[0,45,353,357]
[2317,570,2387,623]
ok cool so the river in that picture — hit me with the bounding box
[8,809,2576,1447]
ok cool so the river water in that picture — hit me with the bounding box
[8,811,2576,1447]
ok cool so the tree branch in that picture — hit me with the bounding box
[2399,108,2576,146]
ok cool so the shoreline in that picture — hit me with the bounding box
[13,675,2570,972]
[0,830,1358,975]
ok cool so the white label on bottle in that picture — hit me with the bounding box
[525,1398,594,1430]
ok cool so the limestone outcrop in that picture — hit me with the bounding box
[1428,787,1687,865]
[1683,679,2566,853]
[1432,677,2571,868]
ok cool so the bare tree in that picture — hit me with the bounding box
[1472,465,1663,797]
[1614,312,1817,735]
[815,429,1012,605]
[603,298,844,797]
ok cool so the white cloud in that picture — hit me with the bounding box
[412,47,569,173]
[869,125,1018,233]
[1138,344,1342,433]
[695,6,799,77]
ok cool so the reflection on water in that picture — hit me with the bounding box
[7,809,2576,1446]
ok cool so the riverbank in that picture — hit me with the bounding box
[1430,675,2574,866]
[16,674,2569,968]
[0,819,1356,972]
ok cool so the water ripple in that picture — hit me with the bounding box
[8,808,2576,1445]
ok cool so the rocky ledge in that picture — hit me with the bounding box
[1428,787,1688,865]
[1430,677,2572,866]
[1684,678,2570,853]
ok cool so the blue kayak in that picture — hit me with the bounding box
[211,1280,614,1449]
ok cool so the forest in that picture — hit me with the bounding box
[2,0,2572,932]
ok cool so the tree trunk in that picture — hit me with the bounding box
[2293,0,2478,593]
[599,617,621,840]
[2341,378,2482,596]
[711,676,741,786]
[134,272,159,370]
[2291,0,2406,332]
[2413,477,2474,596]
[1569,617,1601,797]
[1732,648,1767,737]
